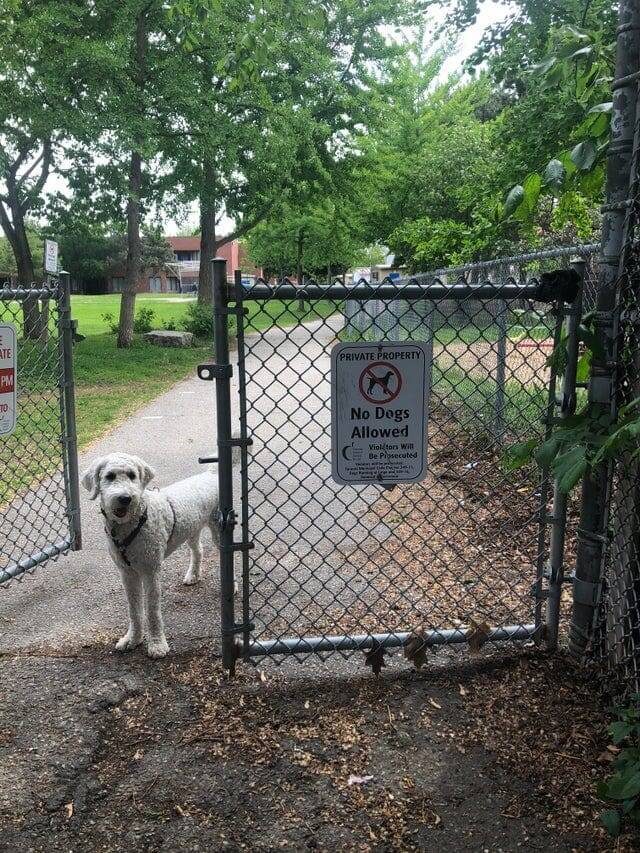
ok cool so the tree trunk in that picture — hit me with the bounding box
[118,149,142,348]
[117,9,147,348]
[198,159,217,306]
[0,191,42,339]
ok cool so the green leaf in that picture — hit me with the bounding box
[571,140,598,170]
[610,721,634,744]
[518,172,541,218]
[502,439,537,470]
[561,25,590,42]
[567,46,594,61]
[576,350,592,383]
[554,445,588,494]
[600,809,621,836]
[589,101,613,114]
[504,184,524,217]
[544,159,565,189]
[531,57,556,75]
[535,436,560,469]
[620,771,640,800]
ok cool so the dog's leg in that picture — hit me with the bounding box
[115,568,144,652]
[183,533,203,586]
[143,570,169,659]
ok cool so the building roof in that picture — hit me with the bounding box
[167,236,201,251]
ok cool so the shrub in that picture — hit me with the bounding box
[101,312,118,334]
[133,306,156,334]
[181,303,214,339]
[599,698,640,837]
[180,303,238,340]
[162,317,178,331]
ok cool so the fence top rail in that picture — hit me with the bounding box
[0,284,60,301]
[238,270,581,304]
[421,243,599,278]
[238,278,547,302]
[235,244,594,303]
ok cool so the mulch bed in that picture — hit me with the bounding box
[19,647,635,852]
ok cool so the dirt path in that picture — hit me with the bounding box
[0,644,619,852]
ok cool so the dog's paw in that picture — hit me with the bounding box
[115,633,143,652]
[147,637,170,659]
[183,571,200,586]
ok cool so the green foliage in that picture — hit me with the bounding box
[133,307,156,334]
[181,303,217,339]
[504,397,640,495]
[100,312,119,334]
[101,306,157,335]
[598,699,640,836]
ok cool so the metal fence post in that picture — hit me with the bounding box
[570,0,640,664]
[212,257,238,674]
[546,259,584,650]
[59,273,82,550]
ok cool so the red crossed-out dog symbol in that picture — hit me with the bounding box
[358,361,402,404]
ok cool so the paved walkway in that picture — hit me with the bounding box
[0,315,346,656]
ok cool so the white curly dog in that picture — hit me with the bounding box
[82,451,239,658]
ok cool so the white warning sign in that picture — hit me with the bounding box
[331,341,430,485]
[0,323,17,436]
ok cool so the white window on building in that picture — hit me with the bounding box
[149,276,162,293]
[112,276,125,292]
[168,277,180,292]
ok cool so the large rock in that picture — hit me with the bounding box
[144,330,194,348]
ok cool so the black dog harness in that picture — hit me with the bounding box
[103,509,149,567]
[102,499,177,567]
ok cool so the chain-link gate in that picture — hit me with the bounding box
[0,276,81,586]
[202,251,595,673]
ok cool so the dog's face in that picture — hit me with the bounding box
[81,453,155,525]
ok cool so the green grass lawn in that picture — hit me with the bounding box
[71,293,197,336]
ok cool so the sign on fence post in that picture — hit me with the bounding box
[331,341,430,485]
[0,323,17,436]
[44,239,58,275]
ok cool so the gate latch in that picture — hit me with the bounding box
[198,363,232,381]
[218,508,236,532]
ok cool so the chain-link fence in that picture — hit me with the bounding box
[0,279,80,587]
[587,124,640,698]
[205,251,590,671]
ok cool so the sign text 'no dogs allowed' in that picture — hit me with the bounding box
[331,341,430,485]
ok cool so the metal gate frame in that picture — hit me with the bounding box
[0,274,81,585]
[204,256,585,673]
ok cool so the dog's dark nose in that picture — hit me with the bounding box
[118,495,132,507]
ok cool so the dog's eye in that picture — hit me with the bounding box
[127,471,136,481]
[105,473,116,482]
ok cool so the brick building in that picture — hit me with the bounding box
[106,237,262,295]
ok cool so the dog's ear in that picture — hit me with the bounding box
[81,458,106,500]
[134,457,156,490]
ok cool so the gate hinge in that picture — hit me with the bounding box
[219,436,253,449]
[567,573,602,607]
[198,363,232,381]
[530,580,549,600]
[218,508,236,531]
[222,622,255,637]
